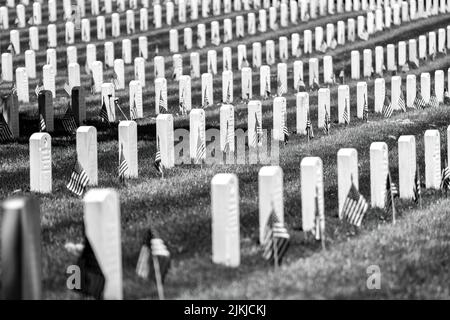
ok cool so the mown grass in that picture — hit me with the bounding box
[1,10,450,299]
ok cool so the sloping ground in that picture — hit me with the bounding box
[178,197,450,299]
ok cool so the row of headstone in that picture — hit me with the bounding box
[211,123,448,266]
[29,120,139,193]
[4,6,447,85]
[0,0,261,33]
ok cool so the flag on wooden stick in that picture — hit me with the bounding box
[136,225,171,300]
[341,176,369,227]
[154,136,164,176]
[61,102,78,134]
[0,112,14,142]
[262,204,290,267]
[67,160,89,196]
[413,165,422,205]
[118,144,128,183]
[195,127,205,165]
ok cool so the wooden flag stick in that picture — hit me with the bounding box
[418,165,423,209]
[390,172,396,225]
[114,100,129,121]
[152,255,165,300]
[273,237,279,270]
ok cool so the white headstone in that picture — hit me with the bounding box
[424,130,441,189]
[25,50,36,79]
[398,135,416,199]
[30,133,52,193]
[104,42,115,68]
[374,78,385,113]
[1,53,13,82]
[76,126,98,186]
[351,50,360,79]
[189,109,206,162]
[156,114,175,168]
[301,157,325,234]
[391,76,402,110]
[370,142,389,208]
[118,121,138,178]
[296,92,309,135]
[134,57,146,87]
[101,83,116,122]
[129,80,143,119]
[201,73,213,107]
[317,88,330,128]
[43,64,55,98]
[258,166,284,243]
[83,189,123,300]
[421,72,431,103]
[222,71,234,103]
[68,63,81,91]
[338,85,350,124]
[211,174,240,267]
[337,148,359,218]
[356,82,368,119]
[97,16,106,40]
[15,68,29,103]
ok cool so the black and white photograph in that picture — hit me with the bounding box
[1,0,450,307]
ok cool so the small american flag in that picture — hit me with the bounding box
[159,89,167,113]
[35,82,45,97]
[341,180,369,227]
[67,160,89,196]
[339,70,345,84]
[195,127,205,164]
[413,166,422,204]
[428,95,439,108]
[0,112,14,142]
[39,113,47,132]
[136,226,171,283]
[99,98,109,122]
[363,94,369,122]
[359,29,369,41]
[61,103,78,134]
[313,188,325,241]
[277,77,286,96]
[252,112,263,148]
[118,144,129,182]
[297,77,306,92]
[384,172,397,216]
[225,82,232,104]
[64,82,72,96]
[202,86,209,108]
[282,111,289,144]
[179,89,186,114]
[398,91,406,112]
[154,136,164,175]
[342,99,350,125]
[111,69,120,89]
[413,93,427,109]
[323,107,330,135]
[223,118,234,153]
[7,42,16,55]
[306,111,314,141]
[440,165,450,192]
[318,40,328,53]
[264,77,271,99]
[130,95,138,120]
[262,206,290,266]
[382,96,393,118]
